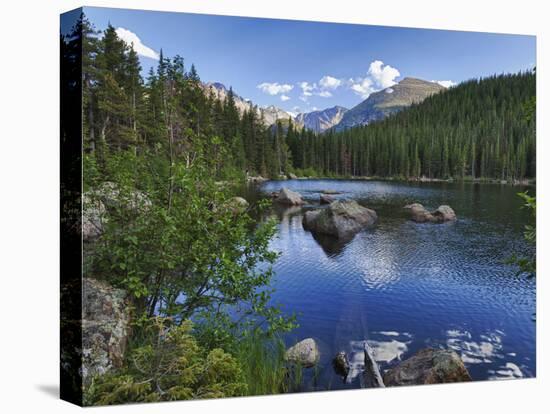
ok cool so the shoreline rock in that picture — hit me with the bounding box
[285,338,320,368]
[383,348,472,386]
[333,352,350,378]
[82,278,131,384]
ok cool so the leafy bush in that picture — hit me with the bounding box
[84,319,247,405]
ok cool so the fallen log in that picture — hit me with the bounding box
[363,341,385,388]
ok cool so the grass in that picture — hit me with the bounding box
[233,331,303,395]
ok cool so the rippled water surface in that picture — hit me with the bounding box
[242,179,536,390]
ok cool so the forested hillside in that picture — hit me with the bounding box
[288,72,536,180]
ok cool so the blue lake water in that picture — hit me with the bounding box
[243,179,536,390]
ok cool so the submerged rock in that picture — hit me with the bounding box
[303,200,377,239]
[285,338,320,368]
[333,352,350,378]
[383,348,472,386]
[405,203,456,223]
[275,188,305,205]
[320,194,335,204]
[321,189,341,195]
[82,278,131,384]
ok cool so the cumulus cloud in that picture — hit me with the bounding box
[350,77,375,98]
[299,81,315,97]
[298,76,342,101]
[433,80,457,88]
[319,75,342,90]
[368,60,400,89]
[280,94,291,101]
[115,27,159,60]
[257,82,294,96]
[349,60,400,99]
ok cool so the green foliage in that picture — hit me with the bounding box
[507,191,536,277]
[84,319,247,405]
[231,329,303,395]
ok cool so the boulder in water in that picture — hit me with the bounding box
[285,338,320,368]
[275,188,305,205]
[320,194,335,204]
[303,200,377,239]
[383,348,472,386]
[404,203,456,223]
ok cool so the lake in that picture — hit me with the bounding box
[242,179,536,390]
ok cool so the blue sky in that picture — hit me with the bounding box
[78,6,535,114]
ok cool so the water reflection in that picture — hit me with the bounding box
[446,329,504,364]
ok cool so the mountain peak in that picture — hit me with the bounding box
[296,106,349,133]
[333,77,444,132]
[398,77,439,87]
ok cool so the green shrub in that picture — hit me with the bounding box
[84,319,247,405]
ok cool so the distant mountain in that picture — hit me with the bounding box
[261,105,295,126]
[333,78,444,132]
[296,106,348,133]
[203,82,296,127]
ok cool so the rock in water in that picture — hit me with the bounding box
[285,338,320,367]
[432,205,456,222]
[383,348,472,386]
[333,352,350,378]
[275,188,305,205]
[405,203,456,223]
[82,278,131,384]
[303,200,377,239]
[320,194,335,204]
[322,189,341,195]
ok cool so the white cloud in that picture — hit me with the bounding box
[280,94,291,101]
[349,60,400,99]
[318,90,332,98]
[368,60,400,89]
[433,80,457,88]
[350,77,375,99]
[115,27,159,60]
[319,75,342,90]
[257,82,294,95]
[298,81,315,97]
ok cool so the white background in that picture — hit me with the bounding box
[0,0,547,412]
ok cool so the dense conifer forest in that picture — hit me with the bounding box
[288,73,535,180]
